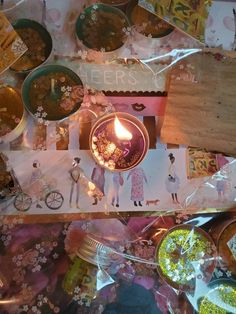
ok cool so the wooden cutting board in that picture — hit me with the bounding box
[161,51,236,156]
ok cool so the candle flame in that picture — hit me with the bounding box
[114,117,132,141]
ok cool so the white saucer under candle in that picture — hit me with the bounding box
[89,112,149,171]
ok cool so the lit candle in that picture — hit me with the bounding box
[114,116,132,140]
[89,112,149,171]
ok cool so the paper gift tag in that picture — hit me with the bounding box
[0,11,27,74]
[138,0,211,43]
[187,148,218,179]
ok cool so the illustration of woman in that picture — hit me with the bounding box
[165,153,180,204]
[127,167,147,207]
[69,157,83,208]
[111,172,123,208]
[91,163,105,205]
[0,153,14,200]
[29,160,44,208]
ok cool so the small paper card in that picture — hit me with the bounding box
[227,234,236,261]
[138,0,211,43]
[0,11,27,74]
[187,148,218,179]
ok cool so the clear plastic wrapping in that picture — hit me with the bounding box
[0,208,236,313]
[1,0,236,313]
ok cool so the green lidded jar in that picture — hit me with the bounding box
[75,3,130,53]
[22,64,84,122]
[63,256,97,296]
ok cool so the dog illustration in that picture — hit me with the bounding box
[146,199,160,206]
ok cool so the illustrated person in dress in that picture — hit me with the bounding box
[30,160,44,209]
[127,167,147,207]
[69,157,83,208]
[0,153,15,201]
[165,153,180,204]
[91,163,105,205]
[111,172,123,207]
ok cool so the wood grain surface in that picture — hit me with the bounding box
[161,52,236,156]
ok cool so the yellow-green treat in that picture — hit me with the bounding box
[157,228,215,288]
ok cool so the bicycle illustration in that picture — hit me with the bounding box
[0,153,64,212]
